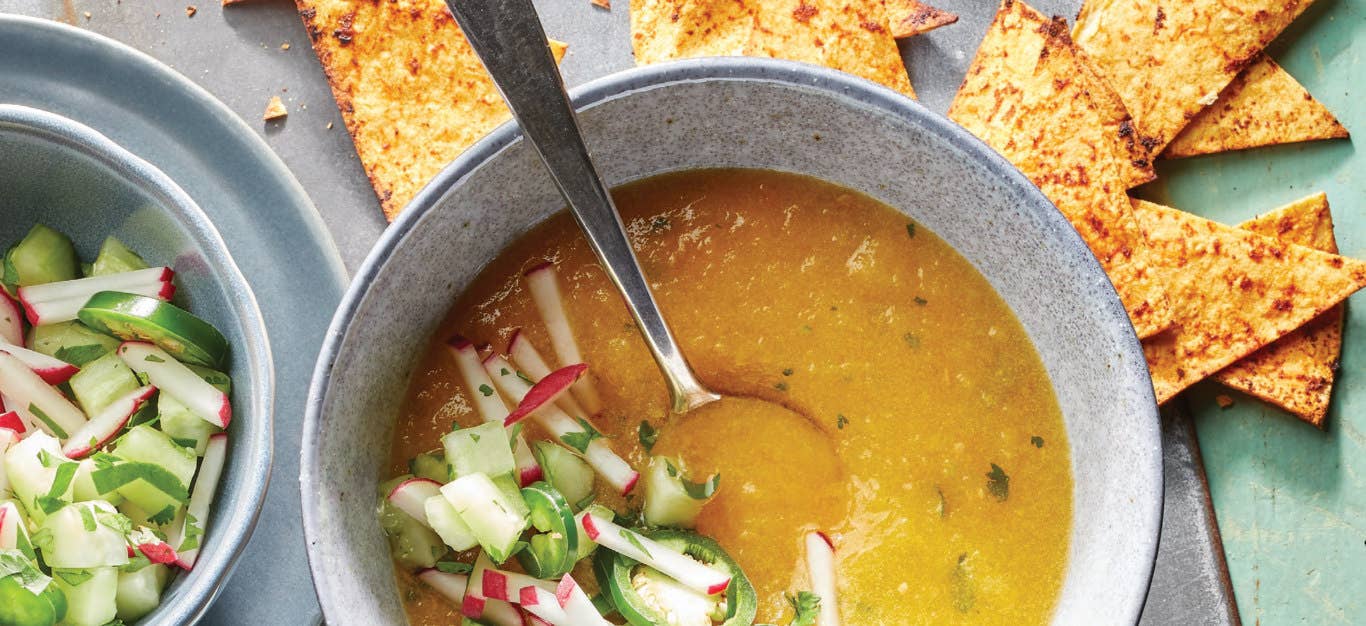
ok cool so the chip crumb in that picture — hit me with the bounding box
[326,122,334,129]
[1215,395,1234,409]
[262,96,288,121]
[281,42,291,50]
[186,5,197,17]
[591,0,610,8]
[83,11,92,18]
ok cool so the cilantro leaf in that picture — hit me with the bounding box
[619,529,651,559]
[54,568,94,587]
[1030,436,1045,448]
[478,384,494,397]
[54,344,108,366]
[681,473,720,500]
[561,418,603,454]
[986,463,1009,502]
[637,421,658,452]
[435,561,473,574]
[787,591,821,626]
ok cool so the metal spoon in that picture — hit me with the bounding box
[443,0,720,413]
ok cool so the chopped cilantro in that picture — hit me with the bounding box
[144,354,165,363]
[905,223,916,238]
[500,367,510,376]
[836,414,849,430]
[682,473,720,500]
[79,505,97,532]
[29,403,68,439]
[1030,436,1045,448]
[913,296,928,306]
[620,529,651,558]
[637,421,658,452]
[477,384,494,397]
[902,333,921,349]
[516,371,536,384]
[561,418,604,454]
[782,368,794,376]
[986,463,1010,502]
[936,486,948,518]
[774,382,788,392]
[53,344,107,366]
[54,568,94,587]
[435,561,473,574]
[178,513,203,552]
[787,591,821,625]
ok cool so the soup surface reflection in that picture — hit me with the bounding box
[390,169,1072,624]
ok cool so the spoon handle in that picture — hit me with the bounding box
[445,0,719,412]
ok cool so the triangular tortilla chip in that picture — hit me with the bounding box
[630,0,916,98]
[949,0,1172,338]
[746,0,915,97]
[1214,193,1342,427]
[297,0,568,220]
[886,0,957,38]
[1163,56,1349,159]
[1073,0,1316,158]
[1135,198,1366,404]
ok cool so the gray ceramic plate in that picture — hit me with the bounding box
[0,103,272,624]
[0,14,349,624]
[304,58,1163,624]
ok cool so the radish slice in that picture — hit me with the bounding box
[447,336,540,484]
[22,280,174,326]
[119,341,231,427]
[0,342,79,385]
[578,512,731,595]
[0,411,25,436]
[131,526,178,565]
[0,430,13,499]
[386,478,443,526]
[463,552,496,618]
[517,585,570,624]
[524,264,602,414]
[0,293,22,346]
[0,351,87,439]
[503,363,588,427]
[507,329,591,420]
[0,501,22,550]
[483,355,638,494]
[806,532,840,626]
[16,267,172,303]
[417,569,523,626]
[170,432,226,569]
[555,575,612,625]
[60,385,157,458]
[481,568,556,602]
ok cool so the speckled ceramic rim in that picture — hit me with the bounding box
[304,57,1162,623]
[0,104,275,625]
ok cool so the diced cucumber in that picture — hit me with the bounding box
[110,426,196,520]
[574,503,616,561]
[53,566,118,626]
[409,449,450,483]
[377,476,446,569]
[40,501,130,568]
[68,352,140,415]
[532,440,595,508]
[72,459,124,506]
[442,421,517,479]
[423,494,478,551]
[90,237,149,277]
[115,563,168,621]
[158,393,221,455]
[491,473,530,518]
[440,472,529,563]
[4,432,74,520]
[642,456,715,529]
[116,500,154,529]
[3,224,78,288]
[27,322,121,367]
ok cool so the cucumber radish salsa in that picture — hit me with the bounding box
[380,263,840,626]
[0,224,234,626]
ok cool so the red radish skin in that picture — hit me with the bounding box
[386,478,443,526]
[137,541,178,565]
[0,412,25,435]
[479,569,555,602]
[119,342,231,428]
[462,594,486,619]
[555,575,610,624]
[417,570,523,626]
[503,363,588,427]
[0,293,22,346]
[506,329,592,420]
[516,585,569,624]
[519,465,544,487]
[523,264,603,414]
[805,531,841,626]
[60,385,157,458]
[0,344,79,385]
[0,351,87,437]
[578,512,731,596]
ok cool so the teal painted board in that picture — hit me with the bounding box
[1137,0,1365,623]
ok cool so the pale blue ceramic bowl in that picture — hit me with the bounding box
[0,104,274,625]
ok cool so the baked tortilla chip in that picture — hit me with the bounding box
[949,0,1171,338]
[1135,198,1366,404]
[298,0,567,220]
[1073,0,1316,158]
[886,0,957,39]
[1215,193,1342,427]
[631,0,915,98]
[1164,56,1348,159]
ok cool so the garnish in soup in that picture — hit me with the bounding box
[381,169,1072,625]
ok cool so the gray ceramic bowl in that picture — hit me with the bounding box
[0,104,274,624]
[303,58,1162,624]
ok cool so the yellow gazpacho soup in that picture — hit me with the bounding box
[384,169,1072,625]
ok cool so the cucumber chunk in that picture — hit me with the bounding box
[442,421,516,479]
[409,449,450,483]
[71,459,124,506]
[423,494,478,551]
[532,440,595,509]
[158,393,222,455]
[53,566,117,626]
[27,322,121,367]
[3,432,74,521]
[109,426,196,520]
[4,224,78,289]
[642,456,717,529]
[115,563,168,621]
[377,476,446,569]
[39,501,130,568]
[90,237,149,277]
[78,292,229,368]
[439,472,529,564]
[67,352,140,415]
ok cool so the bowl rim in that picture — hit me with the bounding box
[0,103,276,624]
[302,56,1163,624]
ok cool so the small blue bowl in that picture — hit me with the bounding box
[0,104,274,625]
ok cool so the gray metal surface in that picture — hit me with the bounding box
[0,0,1235,623]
